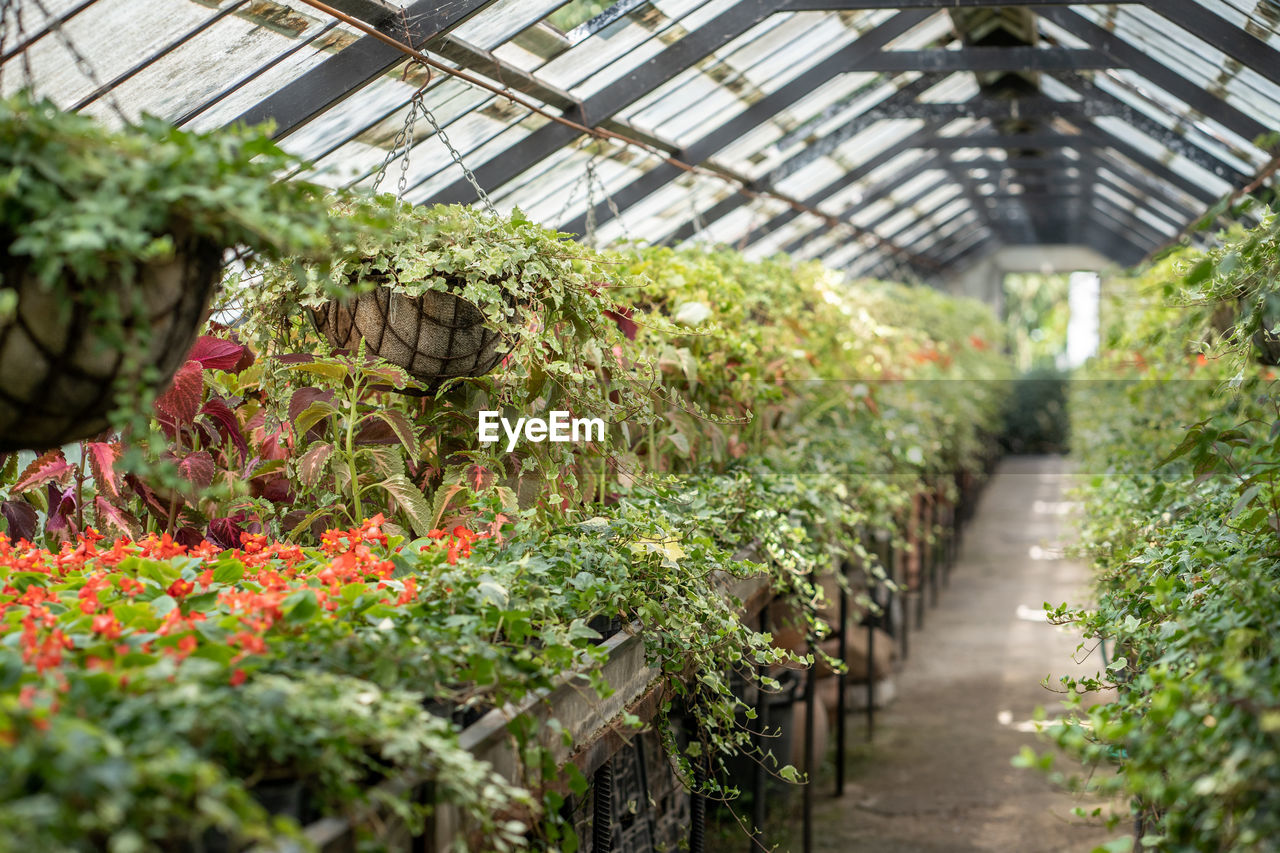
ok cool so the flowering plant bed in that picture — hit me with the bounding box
[0,189,1012,850]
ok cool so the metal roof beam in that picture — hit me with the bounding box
[1050,76,1252,185]
[849,46,1122,73]
[923,133,1092,150]
[428,0,791,205]
[1081,153,1204,217]
[1144,0,1280,89]
[935,232,998,270]
[556,10,935,235]
[783,159,958,255]
[1088,166,1187,232]
[1073,124,1219,204]
[922,222,991,264]
[1083,221,1150,266]
[1090,198,1170,248]
[870,97,1122,123]
[871,192,988,248]
[759,76,960,186]
[233,0,500,136]
[675,121,951,249]
[1035,8,1272,146]
[434,37,677,155]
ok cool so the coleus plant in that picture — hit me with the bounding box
[0,334,267,548]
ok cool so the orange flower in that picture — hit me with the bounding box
[166,578,195,598]
[91,613,122,639]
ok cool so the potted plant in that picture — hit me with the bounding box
[0,92,339,452]
[255,198,608,388]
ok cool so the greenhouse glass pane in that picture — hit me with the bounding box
[451,0,566,51]
[1067,5,1280,129]
[1094,116,1234,196]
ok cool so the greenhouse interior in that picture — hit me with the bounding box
[2,0,1280,851]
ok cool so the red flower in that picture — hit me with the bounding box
[139,532,187,559]
[167,578,194,598]
[229,668,247,687]
[396,576,418,606]
[91,613,122,639]
[231,631,268,655]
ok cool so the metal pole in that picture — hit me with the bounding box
[891,536,906,662]
[928,489,940,608]
[914,499,926,631]
[835,559,849,796]
[865,616,875,740]
[752,605,770,850]
[802,636,815,853]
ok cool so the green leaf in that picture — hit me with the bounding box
[294,400,340,436]
[283,589,319,624]
[378,475,433,537]
[212,559,246,585]
[1186,257,1216,286]
[1091,839,1135,853]
[297,442,335,490]
[1231,484,1262,518]
[150,595,178,617]
[285,361,352,383]
[364,409,420,458]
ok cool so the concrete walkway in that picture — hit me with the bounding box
[787,455,1120,853]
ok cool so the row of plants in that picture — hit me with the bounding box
[0,92,1010,851]
[1040,208,1280,850]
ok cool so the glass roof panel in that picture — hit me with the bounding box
[451,0,566,51]
[1067,5,1280,129]
[9,0,1276,266]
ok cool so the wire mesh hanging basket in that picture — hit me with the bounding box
[311,274,510,387]
[0,232,222,452]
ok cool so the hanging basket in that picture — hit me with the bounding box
[311,275,509,386]
[0,233,222,452]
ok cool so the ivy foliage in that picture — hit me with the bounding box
[0,92,341,290]
[1043,210,1280,851]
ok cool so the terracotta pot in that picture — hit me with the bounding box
[790,692,830,774]
[313,278,508,386]
[0,234,221,451]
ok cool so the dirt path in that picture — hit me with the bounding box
[782,455,1121,853]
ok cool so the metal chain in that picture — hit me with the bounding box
[10,0,36,93]
[371,90,420,199]
[584,157,599,246]
[689,197,707,242]
[590,157,636,245]
[418,84,500,217]
[552,163,592,230]
[26,0,130,124]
